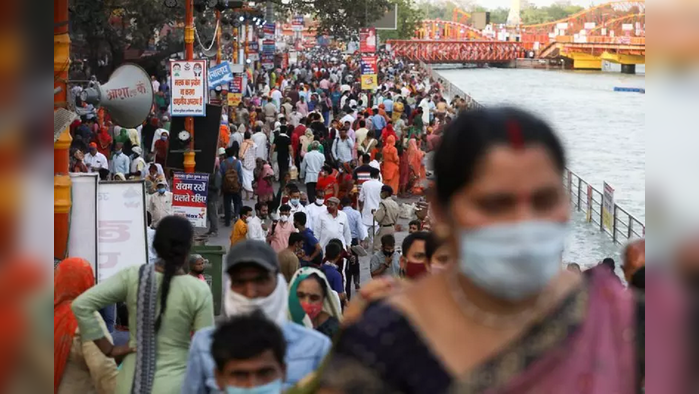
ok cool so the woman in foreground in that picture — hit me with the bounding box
[316,107,642,394]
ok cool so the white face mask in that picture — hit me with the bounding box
[315,198,325,205]
[458,221,567,301]
[279,215,290,222]
[224,273,288,326]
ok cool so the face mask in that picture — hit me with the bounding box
[115,150,122,155]
[458,221,567,301]
[161,135,168,141]
[315,198,324,205]
[225,379,283,394]
[300,200,308,207]
[224,274,288,326]
[157,187,166,194]
[404,262,428,280]
[300,301,323,320]
[245,216,251,223]
[279,215,290,222]
[290,198,300,206]
[383,250,394,257]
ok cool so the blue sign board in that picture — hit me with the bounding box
[208,62,234,89]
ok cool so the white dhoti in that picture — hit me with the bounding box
[242,166,254,192]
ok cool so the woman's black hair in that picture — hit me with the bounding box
[302,273,329,300]
[433,106,566,206]
[152,215,194,332]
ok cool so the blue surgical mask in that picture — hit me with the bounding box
[458,221,567,301]
[157,187,166,194]
[290,198,300,206]
[225,379,283,394]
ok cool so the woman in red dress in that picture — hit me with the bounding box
[316,165,339,202]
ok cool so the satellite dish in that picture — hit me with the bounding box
[80,64,154,128]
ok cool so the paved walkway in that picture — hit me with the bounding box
[202,193,420,305]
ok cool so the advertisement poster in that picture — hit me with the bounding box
[359,27,377,53]
[263,23,275,39]
[361,74,378,90]
[246,41,259,61]
[227,74,243,107]
[170,60,207,117]
[261,54,275,70]
[208,61,234,88]
[262,39,276,54]
[360,55,378,90]
[602,182,615,233]
[97,181,148,282]
[68,173,99,275]
[292,15,304,31]
[172,172,210,228]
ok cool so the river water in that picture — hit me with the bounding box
[438,67,645,267]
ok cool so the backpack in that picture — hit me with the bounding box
[222,160,241,194]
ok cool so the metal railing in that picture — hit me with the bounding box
[563,170,645,245]
[417,61,645,245]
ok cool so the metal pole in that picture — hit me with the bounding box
[54,0,72,260]
[612,205,618,243]
[183,0,196,173]
[576,177,582,210]
[627,215,633,240]
[216,10,222,65]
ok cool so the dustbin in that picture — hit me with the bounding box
[192,244,226,316]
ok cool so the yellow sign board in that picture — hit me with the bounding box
[361,74,377,90]
[227,93,242,108]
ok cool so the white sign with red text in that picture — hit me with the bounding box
[170,60,208,117]
[97,181,149,282]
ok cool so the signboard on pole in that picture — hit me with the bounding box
[292,15,304,31]
[359,27,377,53]
[68,173,99,276]
[97,181,148,282]
[208,61,234,88]
[246,42,259,61]
[602,182,615,233]
[263,23,275,39]
[360,55,378,90]
[227,74,243,107]
[261,54,275,70]
[172,172,210,228]
[170,60,207,117]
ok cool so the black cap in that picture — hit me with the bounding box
[381,185,394,196]
[226,241,279,273]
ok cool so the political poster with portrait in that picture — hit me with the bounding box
[172,172,210,228]
[359,27,377,53]
[170,60,208,117]
[360,56,378,90]
[97,181,148,282]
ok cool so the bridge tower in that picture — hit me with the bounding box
[506,0,521,26]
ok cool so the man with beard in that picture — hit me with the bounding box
[182,241,330,392]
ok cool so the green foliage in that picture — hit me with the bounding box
[413,0,584,25]
[379,0,424,41]
[282,0,392,41]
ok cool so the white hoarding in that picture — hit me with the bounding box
[97,181,149,282]
[68,173,99,275]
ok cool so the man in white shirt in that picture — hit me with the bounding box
[358,171,383,247]
[271,88,283,110]
[251,126,269,160]
[340,112,355,126]
[300,141,326,202]
[331,129,354,166]
[151,75,160,92]
[305,187,327,237]
[280,186,306,217]
[130,146,147,179]
[149,180,173,227]
[246,202,267,242]
[84,142,109,173]
[316,197,352,250]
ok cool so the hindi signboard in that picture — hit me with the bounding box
[172,172,210,228]
[360,56,378,90]
[208,61,234,89]
[263,23,275,39]
[359,27,377,53]
[292,15,304,32]
[170,60,207,117]
[246,41,259,61]
[261,54,275,70]
[97,181,148,282]
[602,182,615,233]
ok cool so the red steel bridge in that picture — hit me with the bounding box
[387,0,645,69]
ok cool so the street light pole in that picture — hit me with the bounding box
[183,0,196,173]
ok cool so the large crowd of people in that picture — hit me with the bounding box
[53,47,673,394]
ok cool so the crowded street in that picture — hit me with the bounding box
[47,0,696,393]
